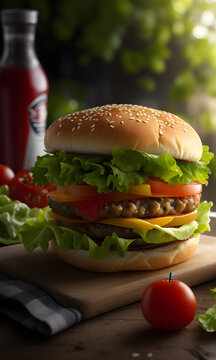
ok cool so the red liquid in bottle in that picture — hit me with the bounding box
[0,66,48,172]
[0,9,49,172]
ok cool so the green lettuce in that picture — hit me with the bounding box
[0,187,45,245]
[18,201,212,260]
[198,288,216,332]
[31,146,214,193]
[198,304,216,332]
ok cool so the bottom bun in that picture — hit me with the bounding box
[51,236,200,272]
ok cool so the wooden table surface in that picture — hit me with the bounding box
[1,279,216,360]
[1,219,216,360]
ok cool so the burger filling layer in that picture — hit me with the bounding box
[47,194,201,220]
[55,218,185,250]
[23,146,213,259]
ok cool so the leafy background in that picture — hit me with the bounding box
[1,0,216,133]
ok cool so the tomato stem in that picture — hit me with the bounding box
[169,272,173,282]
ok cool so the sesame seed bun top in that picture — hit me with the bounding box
[44,104,203,161]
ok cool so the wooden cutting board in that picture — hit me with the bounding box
[0,234,216,319]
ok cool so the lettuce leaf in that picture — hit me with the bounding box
[198,304,216,332]
[19,201,212,260]
[0,189,45,245]
[134,201,211,244]
[198,288,216,332]
[31,146,214,193]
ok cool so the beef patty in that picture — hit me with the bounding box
[55,220,191,244]
[55,219,137,239]
[48,193,201,220]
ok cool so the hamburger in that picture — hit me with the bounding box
[20,104,213,272]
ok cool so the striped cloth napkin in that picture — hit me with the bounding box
[0,272,82,335]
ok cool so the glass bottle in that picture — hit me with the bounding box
[0,9,49,172]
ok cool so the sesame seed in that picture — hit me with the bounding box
[54,104,190,137]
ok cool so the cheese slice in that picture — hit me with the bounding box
[127,184,151,196]
[52,210,197,230]
[98,211,197,229]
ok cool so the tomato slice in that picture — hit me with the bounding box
[56,180,202,200]
[9,170,56,208]
[50,189,144,203]
[146,177,202,197]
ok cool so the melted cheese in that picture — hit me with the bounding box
[52,210,197,229]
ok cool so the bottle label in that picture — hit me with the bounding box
[28,93,47,135]
[24,93,48,169]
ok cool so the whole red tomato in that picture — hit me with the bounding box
[141,274,197,331]
[9,169,55,208]
[0,164,15,186]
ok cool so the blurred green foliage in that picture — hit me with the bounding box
[47,80,83,126]
[1,0,216,130]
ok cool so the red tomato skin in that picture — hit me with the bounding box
[141,279,197,331]
[9,169,49,208]
[0,164,15,186]
[146,177,202,197]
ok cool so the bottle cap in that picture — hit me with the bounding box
[1,9,38,24]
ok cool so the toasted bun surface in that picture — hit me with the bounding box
[45,104,202,161]
[51,236,199,272]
